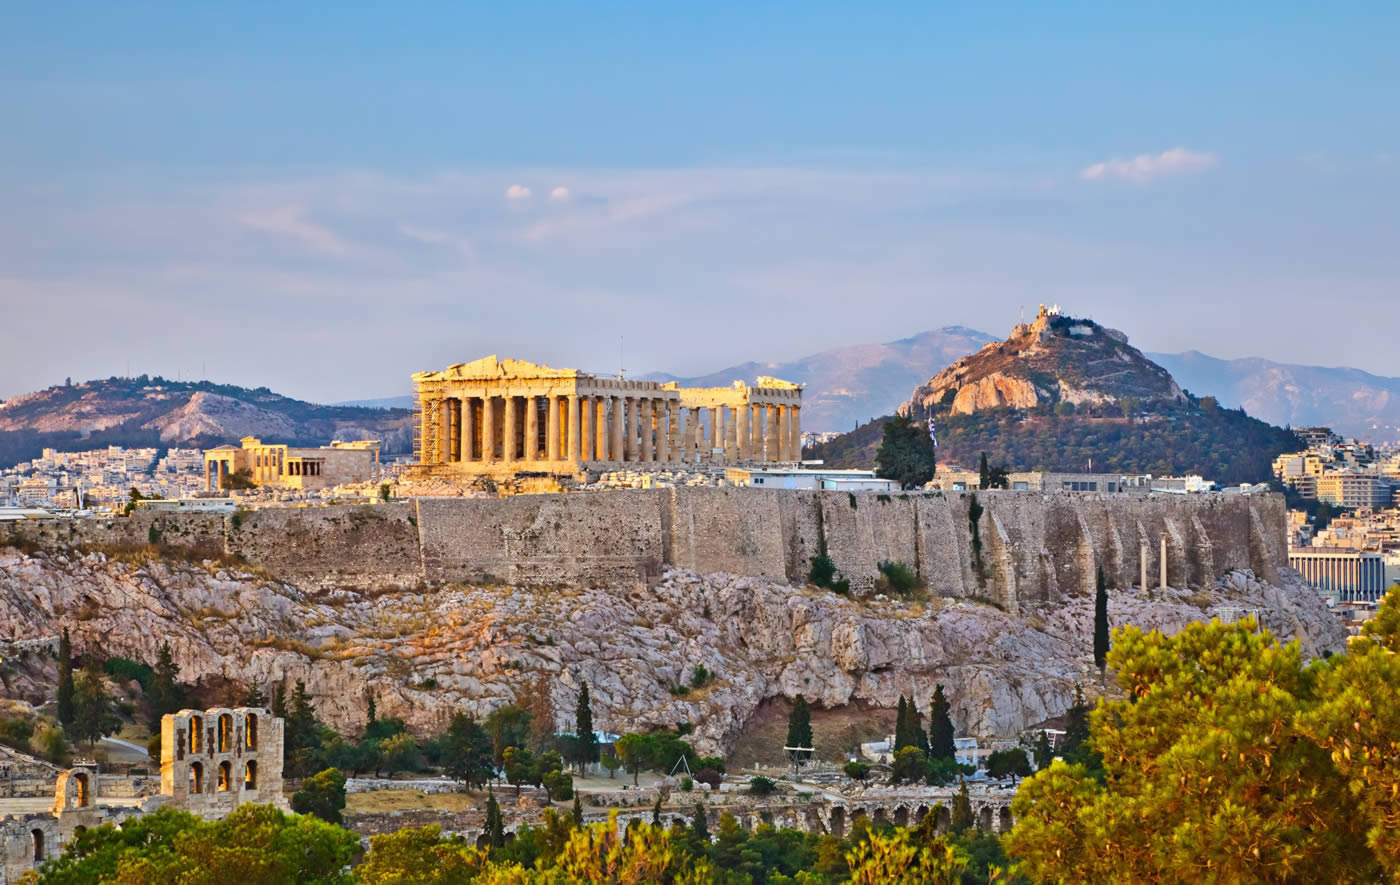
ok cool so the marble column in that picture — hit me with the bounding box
[621,397,634,461]
[724,407,738,462]
[1140,543,1148,590]
[689,408,703,462]
[568,395,581,463]
[655,401,670,462]
[749,405,762,460]
[483,396,497,461]
[610,397,623,463]
[503,395,518,463]
[736,403,749,461]
[790,405,802,462]
[706,407,719,457]
[1160,534,1168,590]
[772,403,784,462]
[462,397,476,461]
[640,399,654,461]
[524,395,539,461]
[595,397,609,462]
[546,395,560,462]
[580,396,594,462]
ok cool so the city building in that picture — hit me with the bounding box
[724,467,899,491]
[203,437,381,492]
[1315,473,1396,509]
[1289,547,1389,602]
[409,355,804,479]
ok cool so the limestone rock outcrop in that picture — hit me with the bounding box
[0,547,1345,757]
[899,308,1186,419]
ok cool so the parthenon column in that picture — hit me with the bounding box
[724,407,738,462]
[640,399,654,461]
[772,403,784,462]
[688,408,703,462]
[610,397,623,463]
[621,397,634,461]
[736,403,749,461]
[749,405,762,461]
[790,405,802,462]
[503,395,519,463]
[462,397,476,461]
[568,394,581,463]
[1160,534,1169,590]
[595,398,609,461]
[482,396,497,462]
[546,395,560,462]
[705,407,719,458]
[655,401,669,462]
[524,395,538,461]
[580,395,594,462]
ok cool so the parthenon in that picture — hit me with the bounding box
[410,356,803,477]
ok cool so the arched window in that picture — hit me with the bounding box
[218,714,233,752]
[74,772,90,807]
[190,716,203,753]
[31,829,44,862]
[218,761,231,792]
[190,761,204,794]
[245,713,258,750]
[244,761,258,790]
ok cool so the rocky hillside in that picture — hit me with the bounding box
[1150,350,1400,445]
[0,545,1345,757]
[901,309,1184,419]
[0,376,412,467]
[645,327,997,432]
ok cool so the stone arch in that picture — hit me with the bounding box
[980,806,993,832]
[999,807,1012,833]
[218,760,232,792]
[476,833,489,849]
[893,806,910,828]
[935,805,950,833]
[246,713,259,750]
[31,828,45,862]
[244,760,258,790]
[805,807,825,834]
[74,771,91,807]
[190,715,204,753]
[872,807,889,827]
[218,713,233,752]
[73,825,87,838]
[851,808,870,831]
[190,761,204,794]
[915,805,931,827]
[829,807,846,837]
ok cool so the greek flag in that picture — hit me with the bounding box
[927,416,938,447]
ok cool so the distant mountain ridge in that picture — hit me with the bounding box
[1148,351,1400,443]
[642,326,998,432]
[0,376,412,469]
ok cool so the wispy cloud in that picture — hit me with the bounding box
[1080,147,1217,182]
[505,184,532,200]
[549,186,571,201]
[239,206,352,255]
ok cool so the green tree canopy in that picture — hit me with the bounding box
[874,415,936,489]
[290,767,348,826]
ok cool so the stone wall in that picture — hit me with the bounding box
[5,489,1288,606]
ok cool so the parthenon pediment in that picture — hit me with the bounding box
[414,355,582,383]
[756,375,803,390]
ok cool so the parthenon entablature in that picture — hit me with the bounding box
[411,356,804,477]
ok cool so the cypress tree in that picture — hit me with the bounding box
[691,801,709,842]
[485,786,505,850]
[652,795,663,826]
[575,682,598,773]
[1094,566,1110,683]
[572,793,584,827]
[786,694,813,762]
[74,654,110,747]
[929,684,956,762]
[893,695,910,750]
[148,641,181,726]
[271,683,288,719]
[979,452,991,490]
[56,630,75,729]
[908,696,929,756]
[950,778,974,834]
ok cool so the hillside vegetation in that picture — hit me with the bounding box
[809,398,1298,486]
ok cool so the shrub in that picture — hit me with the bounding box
[690,664,713,688]
[104,656,154,690]
[680,777,694,792]
[748,775,777,796]
[985,747,1032,779]
[875,560,920,596]
[693,768,723,789]
[843,760,872,781]
[808,552,837,588]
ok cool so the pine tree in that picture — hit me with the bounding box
[949,778,974,834]
[574,682,598,774]
[652,795,663,826]
[1061,684,1091,759]
[786,694,813,764]
[56,630,75,730]
[572,793,584,827]
[242,681,267,707]
[271,683,288,719]
[485,787,505,850]
[365,688,377,725]
[1094,567,1110,683]
[928,684,956,762]
[1033,730,1053,770]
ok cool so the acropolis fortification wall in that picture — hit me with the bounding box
[5,489,1287,607]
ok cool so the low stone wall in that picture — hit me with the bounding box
[5,489,1288,609]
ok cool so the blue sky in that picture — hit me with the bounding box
[1,1,1396,405]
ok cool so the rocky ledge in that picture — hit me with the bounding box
[0,546,1345,755]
